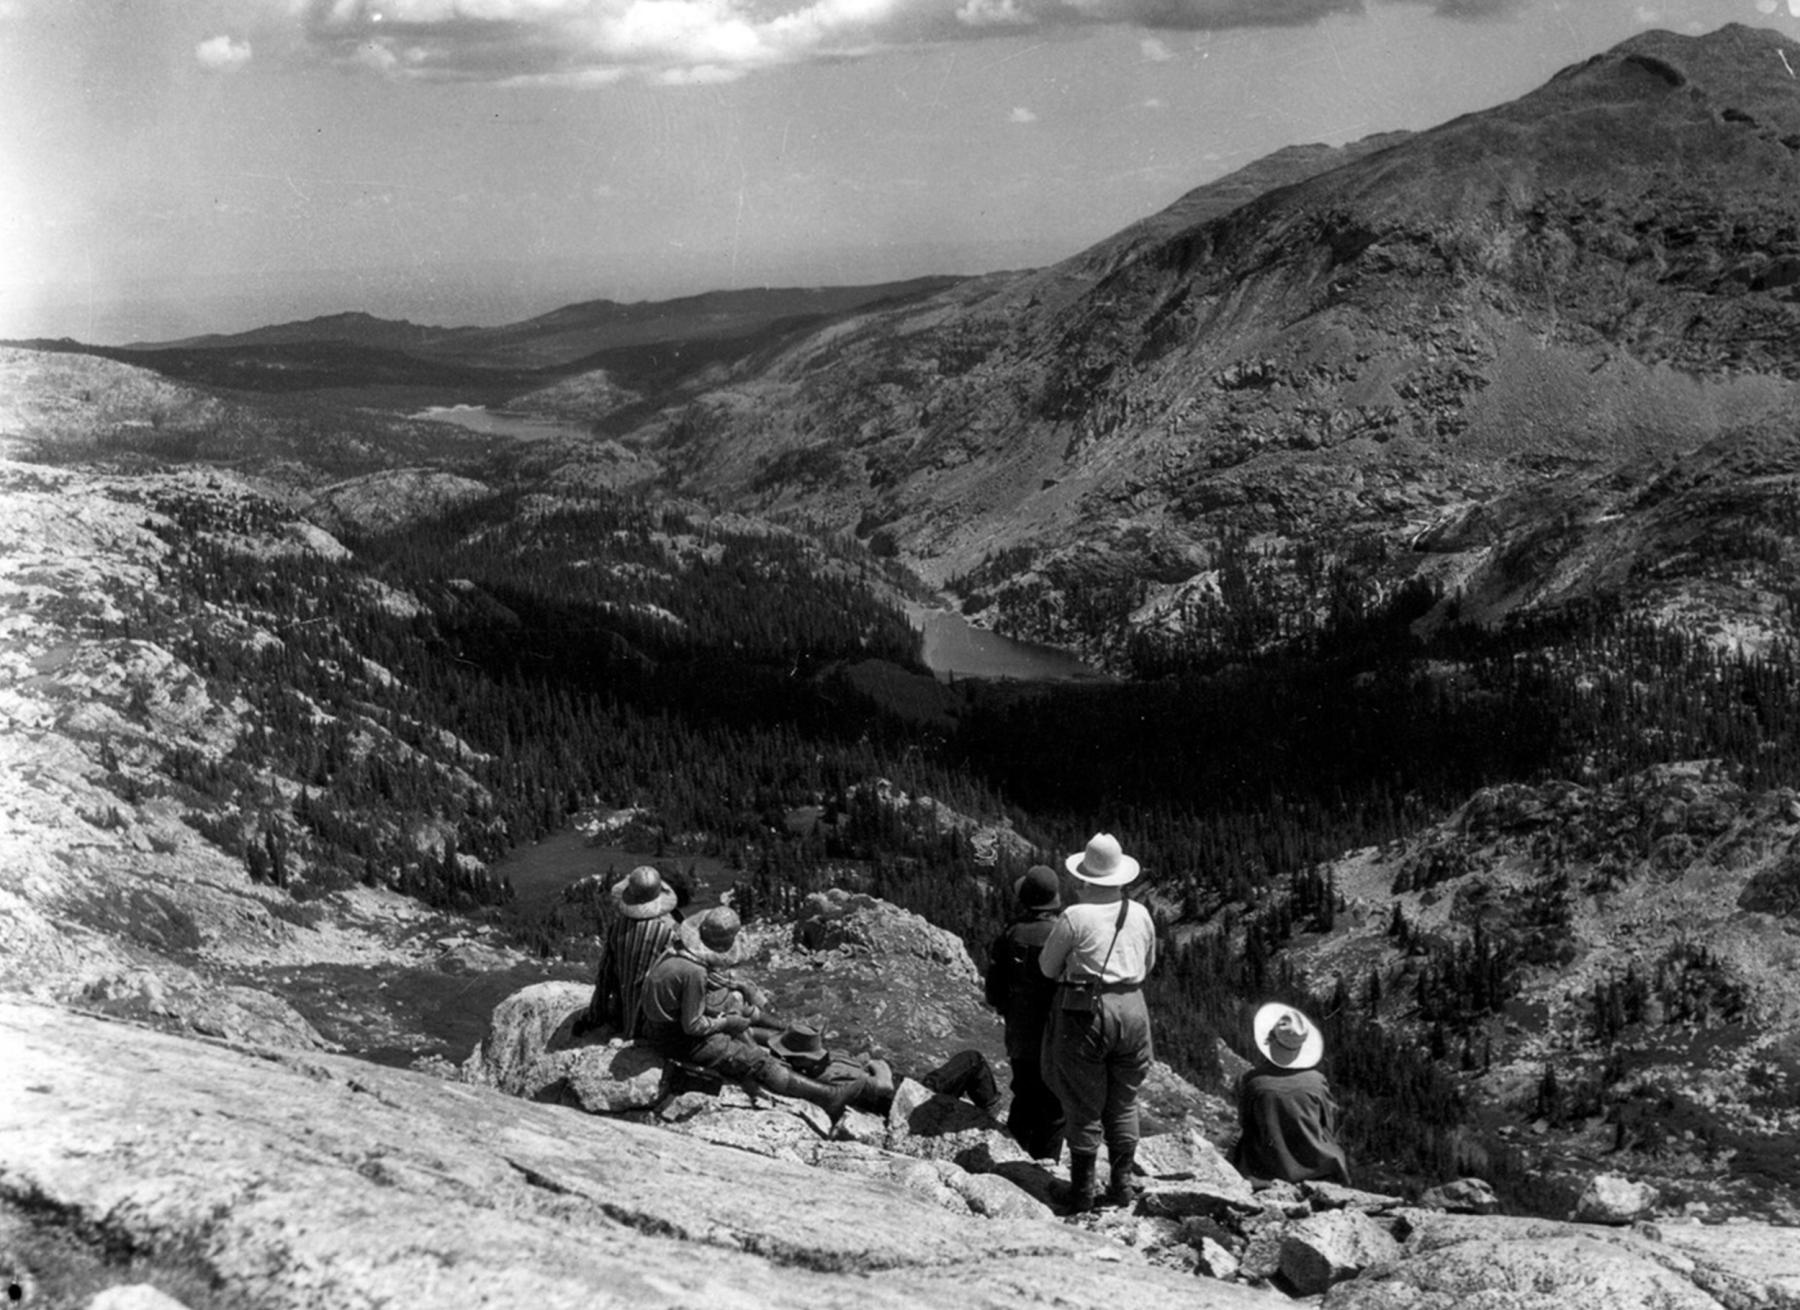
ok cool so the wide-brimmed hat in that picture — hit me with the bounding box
[1013,865,1062,910]
[677,906,747,968]
[612,865,677,920]
[1252,1002,1324,1070]
[769,1023,828,1067]
[1065,833,1140,887]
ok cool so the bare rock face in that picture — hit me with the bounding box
[2,1000,1285,1310]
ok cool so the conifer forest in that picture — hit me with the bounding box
[109,471,1800,1203]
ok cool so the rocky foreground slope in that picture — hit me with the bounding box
[7,996,1800,1309]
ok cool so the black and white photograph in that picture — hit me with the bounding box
[4,0,1800,1304]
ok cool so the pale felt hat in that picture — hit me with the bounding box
[678,906,747,968]
[1252,1002,1324,1070]
[612,865,677,920]
[1065,832,1140,887]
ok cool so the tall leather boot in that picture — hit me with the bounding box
[1100,1144,1142,1208]
[760,1063,862,1123]
[1053,1150,1099,1215]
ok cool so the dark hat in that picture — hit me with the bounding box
[769,1023,828,1065]
[677,906,747,968]
[612,865,677,920]
[1013,865,1061,909]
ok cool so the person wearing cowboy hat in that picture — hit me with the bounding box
[984,864,1066,1161]
[638,907,864,1123]
[1038,833,1158,1213]
[1228,1002,1352,1186]
[767,1023,897,1114]
[584,865,679,1039]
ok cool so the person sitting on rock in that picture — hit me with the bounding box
[1228,1002,1352,1187]
[767,1023,897,1114]
[984,864,1066,1161]
[584,865,679,1040]
[638,907,863,1123]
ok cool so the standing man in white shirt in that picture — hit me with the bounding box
[1039,832,1158,1214]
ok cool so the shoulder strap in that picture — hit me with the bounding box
[1094,894,1131,979]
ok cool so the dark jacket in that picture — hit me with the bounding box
[986,908,1059,1062]
[1229,1065,1351,1186]
[637,948,736,1049]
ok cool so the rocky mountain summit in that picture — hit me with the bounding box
[595,25,1800,667]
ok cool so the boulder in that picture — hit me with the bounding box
[536,1043,668,1113]
[1417,1178,1501,1215]
[1238,1224,1289,1282]
[1573,1175,1659,1226]
[1134,1126,1240,1185]
[885,1077,1028,1169]
[792,890,980,986]
[1278,1210,1402,1295]
[1304,1181,1404,1212]
[459,980,591,1091]
[1195,1237,1241,1281]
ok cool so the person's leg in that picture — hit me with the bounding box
[1098,992,1153,1207]
[1007,1055,1065,1160]
[1045,1008,1108,1212]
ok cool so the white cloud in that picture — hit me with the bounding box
[1139,36,1172,60]
[195,34,254,72]
[294,0,1374,85]
[1009,105,1037,123]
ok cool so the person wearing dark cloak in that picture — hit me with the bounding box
[984,864,1065,1160]
[584,865,679,1039]
[1228,1002,1352,1186]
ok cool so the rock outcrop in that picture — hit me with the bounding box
[0,1000,1277,1309]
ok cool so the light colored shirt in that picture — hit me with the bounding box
[1038,896,1157,984]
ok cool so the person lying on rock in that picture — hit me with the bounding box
[1227,1002,1352,1187]
[767,1024,897,1114]
[638,907,863,1123]
[984,864,1066,1161]
[582,865,679,1040]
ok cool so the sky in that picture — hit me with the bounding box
[3,0,1799,344]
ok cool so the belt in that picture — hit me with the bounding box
[1061,979,1142,993]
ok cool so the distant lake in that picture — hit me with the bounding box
[411,404,590,442]
[495,829,739,915]
[905,604,1106,682]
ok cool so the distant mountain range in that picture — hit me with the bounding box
[117,278,961,371]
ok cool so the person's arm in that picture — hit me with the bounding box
[1038,913,1073,980]
[678,963,742,1036]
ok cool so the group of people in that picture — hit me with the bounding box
[584,864,893,1124]
[585,832,1350,1218]
[986,832,1350,1212]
